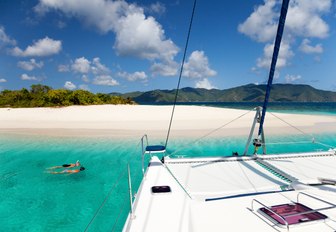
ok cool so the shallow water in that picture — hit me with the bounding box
[0,132,335,231]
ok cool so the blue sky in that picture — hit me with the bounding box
[0,0,335,93]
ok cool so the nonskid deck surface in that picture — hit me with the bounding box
[123,151,336,232]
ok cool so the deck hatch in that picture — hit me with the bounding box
[259,203,327,225]
[151,185,171,194]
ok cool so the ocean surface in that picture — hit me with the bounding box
[0,103,335,231]
[148,102,336,115]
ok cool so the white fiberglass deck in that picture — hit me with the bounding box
[123,151,336,232]
[165,156,290,200]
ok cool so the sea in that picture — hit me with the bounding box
[0,102,335,231]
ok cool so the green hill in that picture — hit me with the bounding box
[119,84,336,103]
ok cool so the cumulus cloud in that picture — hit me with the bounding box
[91,58,110,75]
[299,39,323,54]
[81,75,90,83]
[0,78,7,83]
[118,71,147,82]
[21,74,38,81]
[147,2,166,14]
[150,61,178,76]
[239,0,332,72]
[238,0,278,42]
[183,50,217,79]
[256,42,294,69]
[71,57,91,74]
[35,0,178,63]
[58,64,70,72]
[17,59,44,71]
[64,81,76,90]
[285,74,302,83]
[11,37,62,57]
[239,0,332,42]
[195,79,216,89]
[0,26,16,47]
[286,0,331,38]
[93,75,119,86]
[79,84,89,90]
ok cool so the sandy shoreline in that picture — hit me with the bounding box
[0,105,335,138]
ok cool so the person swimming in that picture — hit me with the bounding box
[47,160,81,170]
[48,167,85,174]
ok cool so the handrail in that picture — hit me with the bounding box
[251,199,289,231]
[297,192,336,207]
[141,134,149,176]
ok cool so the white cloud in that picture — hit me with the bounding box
[286,0,331,39]
[58,64,70,72]
[147,2,166,14]
[239,0,332,72]
[238,0,332,42]
[238,0,278,42]
[0,78,7,83]
[64,81,76,90]
[150,61,178,76]
[17,59,44,71]
[35,0,178,63]
[71,57,91,73]
[81,75,90,83]
[195,78,216,89]
[0,26,16,46]
[256,42,294,69]
[93,75,119,86]
[299,39,323,54]
[183,50,217,79]
[285,74,302,83]
[92,57,110,75]
[11,37,62,57]
[118,71,147,82]
[114,12,179,61]
[21,74,38,81]
[79,84,90,90]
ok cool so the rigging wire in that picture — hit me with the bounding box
[84,141,141,232]
[269,112,335,149]
[165,0,197,149]
[258,0,290,137]
[269,112,314,138]
[84,168,127,232]
[170,108,254,156]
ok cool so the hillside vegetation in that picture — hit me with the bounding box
[120,84,336,103]
[0,85,134,107]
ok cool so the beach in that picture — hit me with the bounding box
[0,105,335,138]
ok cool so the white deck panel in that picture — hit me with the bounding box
[189,189,336,232]
[123,157,191,232]
[165,156,289,200]
[258,151,336,184]
[124,156,336,231]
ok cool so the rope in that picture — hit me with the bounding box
[165,0,197,149]
[170,108,254,156]
[84,167,127,232]
[111,196,129,232]
[269,112,314,138]
[268,112,335,149]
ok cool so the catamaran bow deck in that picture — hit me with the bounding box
[123,150,336,231]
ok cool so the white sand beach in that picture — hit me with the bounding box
[0,105,335,138]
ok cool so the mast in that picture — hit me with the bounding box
[257,0,290,138]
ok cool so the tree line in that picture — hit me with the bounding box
[0,85,134,107]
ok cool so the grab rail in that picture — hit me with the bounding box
[251,199,289,231]
[141,135,149,176]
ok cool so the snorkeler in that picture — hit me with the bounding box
[48,167,85,174]
[47,160,81,170]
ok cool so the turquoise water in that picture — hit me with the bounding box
[0,132,335,231]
